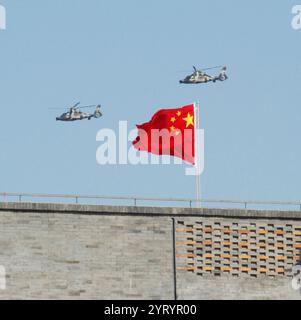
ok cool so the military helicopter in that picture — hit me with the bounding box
[52,102,103,122]
[179,66,228,84]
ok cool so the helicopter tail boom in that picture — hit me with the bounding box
[213,66,228,82]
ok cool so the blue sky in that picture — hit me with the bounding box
[0,0,300,203]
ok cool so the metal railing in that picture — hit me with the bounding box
[0,192,301,211]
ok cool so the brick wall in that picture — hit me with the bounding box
[0,202,300,300]
[175,217,301,300]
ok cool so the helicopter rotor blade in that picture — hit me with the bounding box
[48,107,69,110]
[49,101,81,110]
[78,105,97,109]
[178,65,224,73]
[72,102,81,108]
[201,65,223,71]
[48,103,98,111]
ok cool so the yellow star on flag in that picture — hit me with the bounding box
[170,117,176,123]
[183,113,194,128]
[176,111,181,117]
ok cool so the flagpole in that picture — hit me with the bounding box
[194,101,201,208]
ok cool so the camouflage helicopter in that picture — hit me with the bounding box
[179,66,228,84]
[52,102,103,122]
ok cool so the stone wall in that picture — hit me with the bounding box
[0,202,300,300]
[175,216,301,300]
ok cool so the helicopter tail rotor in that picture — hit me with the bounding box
[214,66,228,81]
[94,105,102,118]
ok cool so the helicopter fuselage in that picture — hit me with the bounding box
[180,73,213,84]
[179,66,228,85]
[56,107,102,122]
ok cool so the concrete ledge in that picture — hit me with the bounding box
[0,201,301,220]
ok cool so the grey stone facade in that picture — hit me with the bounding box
[0,202,300,300]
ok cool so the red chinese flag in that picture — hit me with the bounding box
[132,104,195,164]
